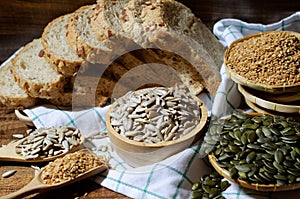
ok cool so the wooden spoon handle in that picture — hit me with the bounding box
[0,177,48,199]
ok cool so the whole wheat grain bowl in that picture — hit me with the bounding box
[224,30,300,94]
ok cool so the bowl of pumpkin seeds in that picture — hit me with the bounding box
[106,86,208,167]
[204,110,300,192]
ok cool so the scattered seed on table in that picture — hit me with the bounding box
[2,170,17,178]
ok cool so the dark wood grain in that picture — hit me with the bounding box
[1,1,300,198]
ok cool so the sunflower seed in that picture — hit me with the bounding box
[2,170,17,178]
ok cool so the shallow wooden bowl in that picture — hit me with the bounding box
[15,109,34,127]
[208,112,300,192]
[238,84,300,114]
[208,154,300,192]
[106,88,208,167]
[224,30,300,94]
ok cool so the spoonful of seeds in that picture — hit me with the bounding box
[0,149,109,199]
[0,126,85,162]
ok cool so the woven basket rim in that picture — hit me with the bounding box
[238,84,300,114]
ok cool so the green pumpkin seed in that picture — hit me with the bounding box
[247,167,258,178]
[259,171,274,182]
[270,126,281,136]
[293,147,300,155]
[228,145,240,153]
[280,121,289,128]
[220,181,230,191]
[274,149,284,163]
[238,171,247,180]
[247,143,263,150]
[229,167,238,179]
[235,164,252,172]
[288,174,296,183]
[240,133,248,145]
[287,170,300,177]
[261,142,277,150]
[208,188,219,198]
[264,171,275,182]
[204,178,217,187]
[242,123,259,130]
[282,129,296,136]
[256,128,264,138]
[192,182,201,191]
[246,130,256,143]
[252,116,263,123]
[233,130,242,140]
[282,135,298,141]
[283,160,294,167]
[291,150,298,160]
[246,151,256,163]
[274,174,287,181]
[261,126,272,137]
[273,161,285,173]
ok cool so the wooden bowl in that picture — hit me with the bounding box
[224,30,300,94]
[208,112,300,192]
[238,84,300,114]
[208,154,300,192]
[15,109,34,127]
[106,88,208,167]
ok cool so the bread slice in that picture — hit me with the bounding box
[89,0,139,63]
[0,60,37,108]
[118,0,225,96]
[67,5,117,64]
[42,13,84,75]
[11,38,67,99]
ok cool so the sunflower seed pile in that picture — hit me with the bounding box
[15,126,82,160]
[205,110,300,185]
[192,171,230,199]
[109,86,202,143]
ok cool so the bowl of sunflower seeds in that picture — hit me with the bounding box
[106,86,208,167]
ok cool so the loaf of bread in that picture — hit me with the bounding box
[1,0,224,109]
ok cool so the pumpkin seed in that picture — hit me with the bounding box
[274,149,284,163]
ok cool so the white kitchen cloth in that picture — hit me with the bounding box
[21,11,300,199]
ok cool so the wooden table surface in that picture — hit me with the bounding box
[1,0,300,198]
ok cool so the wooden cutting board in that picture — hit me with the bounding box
[0,107,128,199]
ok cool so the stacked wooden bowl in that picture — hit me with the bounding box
[224,30,300,115]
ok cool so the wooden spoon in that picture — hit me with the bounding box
[0,128,85,162]
[0,150,108,199]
